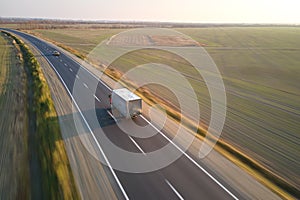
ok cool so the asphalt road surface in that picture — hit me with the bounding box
[5,29,244,200]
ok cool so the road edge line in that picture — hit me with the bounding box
[141,115,239,200]
[22,37,130,200]
[18,29,237,200]
[165,179,184,200]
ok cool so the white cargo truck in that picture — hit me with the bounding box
[111,88,142,119]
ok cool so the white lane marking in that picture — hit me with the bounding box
[69,68,73,72]
[94,94,101,102]
[33,48,130,200]
[140,115,239,200]
[83,83,88,88]
[64,63,68,66]
[25,31,236,199]
[107,110,118,122]
[64,45,238,199]
[26,31,111,92]
[165,179,184,200]
[76,75,80,79]
[128,136,146,155]
[68,58,112,91]
[59,59,62,62]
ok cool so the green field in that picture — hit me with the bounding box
[183,27,300,179]
[28,27,300,194]
[182,27,300,186]
[0,32,30,199]
[30,28,122,55]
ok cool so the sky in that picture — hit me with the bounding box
[1,0,299,24]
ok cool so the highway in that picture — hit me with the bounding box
[6,29,242,200]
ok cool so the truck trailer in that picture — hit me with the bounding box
[111,88,142,119]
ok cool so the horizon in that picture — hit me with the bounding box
[1,0,299,24]
[1,17,299,26]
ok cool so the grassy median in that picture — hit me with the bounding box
[2,31,79,199]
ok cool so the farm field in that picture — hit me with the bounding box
[28,28,122,55]
[0,32,30,199]
[27,27,300,193]
[182,27,300,187]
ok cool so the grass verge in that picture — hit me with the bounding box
[2,31,79,199]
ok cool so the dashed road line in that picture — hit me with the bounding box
[140,115,238,200]
[128,136,146,155]
[62,44,238,200]
[21,30,237,200]
[94,94,101,102]
[107,110,117,122]
[33,47,130,200]
[165,179,184,200]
